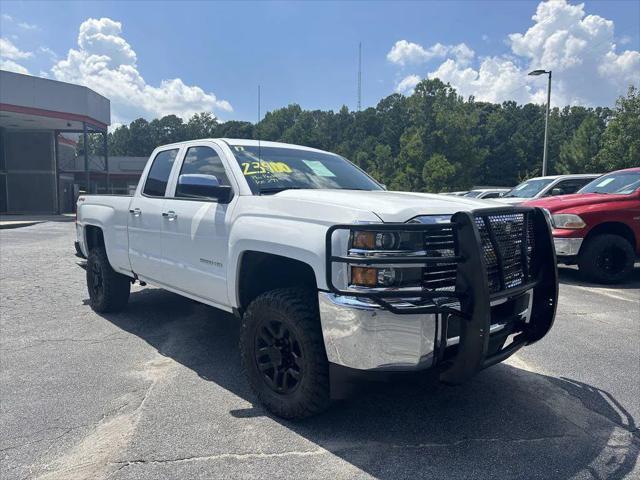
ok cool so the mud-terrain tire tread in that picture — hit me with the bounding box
[240,288,330,419]
[86,247,130,313]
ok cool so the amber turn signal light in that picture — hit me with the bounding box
[352,231,376,249]
[350,266,378,287]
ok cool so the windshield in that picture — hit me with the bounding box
[578,171,640,195]
[230,144,383,194]
[464,190,482,198]
[503,178,555,198]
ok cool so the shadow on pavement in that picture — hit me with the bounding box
[96,288,639,479]
[558,265,640,289]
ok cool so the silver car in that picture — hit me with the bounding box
[496,174,600,205]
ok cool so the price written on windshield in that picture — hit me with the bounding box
[241,161,293,176]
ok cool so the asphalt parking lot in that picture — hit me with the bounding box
[1,222,639,480]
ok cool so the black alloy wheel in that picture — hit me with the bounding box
[240,288,331,419]
[595,244,627,276]
[255,319,304,395]
[578,233,635,284]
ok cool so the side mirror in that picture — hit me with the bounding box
[551,187,564,196]
[176,174,233,204]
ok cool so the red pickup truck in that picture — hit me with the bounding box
[525,167,640,284]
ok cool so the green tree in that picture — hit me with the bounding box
[126,118,155,156]
[103,79,634,192]
[594,86,640,171]
[558,115,605,173]
[186,112,218,140]
[422,153,456,192]
[256,104,301,140]
[150,115,185,146]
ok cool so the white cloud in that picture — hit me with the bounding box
[1,13,38,30]
[390,0,640,107]
[0,37,33,59]
[51,17,232,124]
[38,46,58,61]
[396,74,421,95]
[0,59,29,74]
[17,21,38,30]
[0,37,31,74]
[619,35,631,45]
[387,40,432,65]
[429,57,536,104]
[387,40,474,66]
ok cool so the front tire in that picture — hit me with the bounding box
[240,288,330,419]
[86,248,131,313]
[578,234,635,284]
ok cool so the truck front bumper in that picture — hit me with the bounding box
[319,289,534,372]
[323,207,558,384]
[553,237,583,257]
[318,293,438,371]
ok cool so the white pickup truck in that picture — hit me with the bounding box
[75,138,558,419]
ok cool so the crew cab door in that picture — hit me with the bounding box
[161,144,236,307]
[128,148,180,282]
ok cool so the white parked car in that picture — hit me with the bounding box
[496,174,600,204]
[443,190,469,196]
[463,188,510,199]
[75,139,558,418]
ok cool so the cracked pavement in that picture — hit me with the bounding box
[1,222,639,479]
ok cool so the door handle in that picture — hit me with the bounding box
[162,210,177,220]
[129,208,142,217]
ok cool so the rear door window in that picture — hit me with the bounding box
[483,192,501,199]
[143,149,179,197]
[551,179,592,195]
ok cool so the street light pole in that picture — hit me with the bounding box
[542,71,551,177]
[529,69,552,176]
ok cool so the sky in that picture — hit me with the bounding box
[1,0,638,126]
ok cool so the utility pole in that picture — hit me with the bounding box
[357,42,362,112]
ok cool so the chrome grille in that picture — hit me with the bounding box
[422,225,457,293]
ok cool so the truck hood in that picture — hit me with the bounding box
[523,192,630,213]
[273,189,499,222]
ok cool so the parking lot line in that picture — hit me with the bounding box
[573,286,638,303]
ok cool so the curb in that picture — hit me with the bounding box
[0,221,43,230]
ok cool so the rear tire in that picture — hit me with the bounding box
[577,234,635,284]
[240,288,330,419]
[86,248,131,313]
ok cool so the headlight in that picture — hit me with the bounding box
[349,229,425,288]
[350,266,422,288]
[551,213,586,229]
[350,230,423,252]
